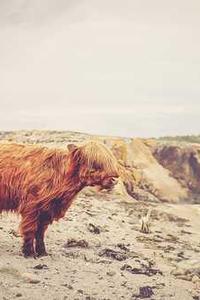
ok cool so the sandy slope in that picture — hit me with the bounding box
[0,190,200,300]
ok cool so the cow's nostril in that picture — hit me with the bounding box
[110,178,117,186]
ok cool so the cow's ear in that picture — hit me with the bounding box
[67,143,78,152]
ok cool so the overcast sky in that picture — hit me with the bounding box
[0,0,200,137]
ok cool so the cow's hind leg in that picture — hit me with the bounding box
[35,223,48,257]
[20,212,38,258]
[22,236,35,258]
[35,211,52,257]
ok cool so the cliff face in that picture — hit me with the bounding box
[153,144,200,195]
[108,138,188,203]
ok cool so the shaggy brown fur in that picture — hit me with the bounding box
[0,141,119,257]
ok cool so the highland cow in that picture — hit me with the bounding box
[0,141,119,257]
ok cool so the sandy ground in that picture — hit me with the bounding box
[0,131,200,299]
[0,189,200,300]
